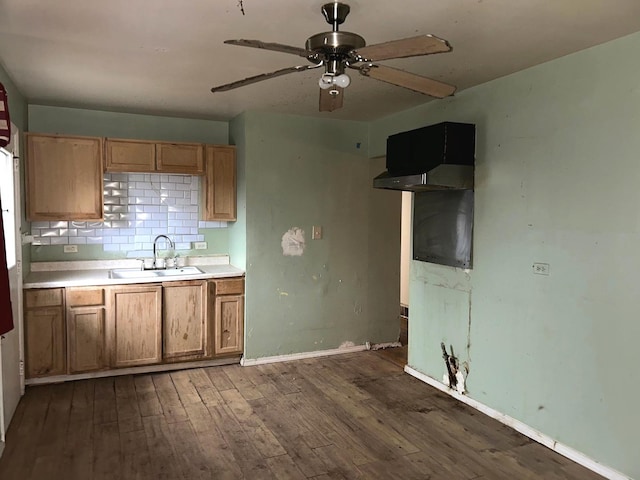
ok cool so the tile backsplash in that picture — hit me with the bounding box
[31,172,226,257]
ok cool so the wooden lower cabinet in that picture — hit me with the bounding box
[108,285,162,368]
[210,278,244,356]
[66,287,107,373]
[24,277,245,380]
[162,280,208,361]
[24,305,66,378]
[214,295,244,356]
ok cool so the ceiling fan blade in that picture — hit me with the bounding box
[359,64,456,98]
[354,35,451,62]
[211,64,321,92]
[224,39,316,59]
[319,87,345,112]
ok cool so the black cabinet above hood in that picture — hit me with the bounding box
[374,121,475,192]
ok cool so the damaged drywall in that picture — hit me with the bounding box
[441,343,467,395]
[281,227,305,256]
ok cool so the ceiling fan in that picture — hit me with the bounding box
[210,2,456,112]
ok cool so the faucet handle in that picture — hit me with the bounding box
[138,258,155,270]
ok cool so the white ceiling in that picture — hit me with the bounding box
[1,0,640,122]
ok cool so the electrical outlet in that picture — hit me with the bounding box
[532,262,550,275]
[194,241,207,250]
[63,245,78,253]
[312,225,323,240]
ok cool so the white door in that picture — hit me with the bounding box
[0,126,23,444]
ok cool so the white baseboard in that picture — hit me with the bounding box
[25,356,241,386]
[241,344,369,366]
[404,365,630,480]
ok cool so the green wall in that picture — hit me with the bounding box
[370,31,640,478]
[240,111,400,359]
[228,113,247,269]
[28,105,229,143]
[27,105,230,261]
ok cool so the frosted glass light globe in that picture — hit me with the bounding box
[319,74,333,89]
[334,74,351,88]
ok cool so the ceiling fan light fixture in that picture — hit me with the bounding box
[212,2,457,112]
[319,72,350,89]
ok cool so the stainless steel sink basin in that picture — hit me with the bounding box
[110,266,204,279]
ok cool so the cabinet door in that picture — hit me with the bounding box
[108,285,162,368]
[67,307,107,373]
[156,142,204,174]
[105,139,155,172]
[24,307,66,378]
[163,280,207,361]
[26,134,104,221]
[201,146,236,221]
[214,294,244,356]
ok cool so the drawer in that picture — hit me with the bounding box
[25,288,63,308]
[212,278,244,295]
[66,288,105,307]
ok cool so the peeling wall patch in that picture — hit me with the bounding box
[281,227,306,256]
[339,341,356,349]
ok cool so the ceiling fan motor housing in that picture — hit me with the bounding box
[309,3,366,74]
[306,31,366,55]
[306,31,366,74]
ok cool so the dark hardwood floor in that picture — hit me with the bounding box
[0,350,602,479]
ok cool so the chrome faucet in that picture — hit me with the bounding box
[153,235,175,269]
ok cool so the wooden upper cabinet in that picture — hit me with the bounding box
[156,142,204,174]
[105,139,155,172]
[201,145,237,221]
[104,138,204,174]
[26,134,104,221]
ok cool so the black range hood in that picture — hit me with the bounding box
[374,121,475,192]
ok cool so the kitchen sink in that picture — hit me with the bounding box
[154,266,204,276]
[110,266,204,279]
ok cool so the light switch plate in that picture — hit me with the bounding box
[63,245,78,253]
[312,226,323,240]
[194,241,207,250]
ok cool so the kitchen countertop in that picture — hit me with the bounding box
[24,256,245,289]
